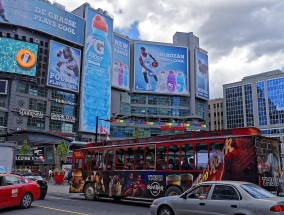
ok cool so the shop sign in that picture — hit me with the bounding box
[19,108,43,118]
[50,113,76,123]
[55,99,75,106]
[16,155,33,161]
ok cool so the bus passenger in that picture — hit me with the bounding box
[181,158,191,170]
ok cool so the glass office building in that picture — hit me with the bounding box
[224,70,284,144]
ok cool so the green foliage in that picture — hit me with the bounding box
[54,168,65,174]
[18,140,32,155]
[56,139,68,160]
[133,128,142,139]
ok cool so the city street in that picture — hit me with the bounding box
[0,182,151,215]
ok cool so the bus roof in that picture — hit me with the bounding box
[79,127,265,151]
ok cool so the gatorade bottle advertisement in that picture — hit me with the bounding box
[134,43,188,95]
[79,8,113,133]
[112,34,130,90]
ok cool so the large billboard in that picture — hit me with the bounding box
[79,8,113,133]
[134,43,188,95]
[0,38,38,76]
[0,0,85,45]
[195,49,209,100]
[112,35,130,90]
[47,41,81,93]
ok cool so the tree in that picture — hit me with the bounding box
[56,140,68,168]
[18,139,32,168]
[133,128,142,139]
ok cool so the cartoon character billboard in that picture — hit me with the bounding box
[195,49,209,100]
[47,40,81,92]
[79,8,113,133]
[134,43,188,95]
[112,35,130,90]
[0,0,85,45]
[0,38,38,76]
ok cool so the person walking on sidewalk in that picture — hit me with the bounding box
[48,169,53,181]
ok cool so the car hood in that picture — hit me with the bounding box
[155,195,180,204]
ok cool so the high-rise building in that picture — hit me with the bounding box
[208,98,224,130]
[224,70,284,144]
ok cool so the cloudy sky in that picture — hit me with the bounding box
[56,0,284,99]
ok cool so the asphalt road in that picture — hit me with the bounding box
[0,183,152,215]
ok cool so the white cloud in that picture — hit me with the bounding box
[55,0,284,99]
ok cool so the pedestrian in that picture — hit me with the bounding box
[27,167,32,173]
[49,169,53,181]
[68,169,72,184]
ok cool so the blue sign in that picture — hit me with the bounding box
[195,50,209,100]
[112,34,130,90]
[47,41,81,93]
[79,8,113,133]
[0,38,38,76]
[0,0,85,45]
[134,43,188,95]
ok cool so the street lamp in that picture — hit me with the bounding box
[95,116,111,144]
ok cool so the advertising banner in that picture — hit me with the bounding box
[0,38,38,76]
[0,0,84,45]
[79,8,113,133]
[47,41,81,92]
[112,35,130,90]
[134,43,188,95]
[195,49,209,99]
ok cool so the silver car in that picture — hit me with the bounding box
[150,181,284,215]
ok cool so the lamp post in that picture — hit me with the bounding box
[95,116,111,144]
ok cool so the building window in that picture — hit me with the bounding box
[225,86,244,128]
[244,84,254,126]
[267,78,284,125]
[51,90,77,103]
[29,98,47,113]
[16,82,47,97]
[27,117,45,130]
[256,81,267,126]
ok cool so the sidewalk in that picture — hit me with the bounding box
[47,181,71,195]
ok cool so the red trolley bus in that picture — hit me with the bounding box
[69,127,283,200]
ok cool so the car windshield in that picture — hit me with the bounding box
[25,175,44,181]
[0,166,6,173]
[241,183,275,199]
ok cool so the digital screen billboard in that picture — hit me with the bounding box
[79,8,113,134]
[195,49,209,100]
[0,38,38,76]
[47,41,81,93]
[134,43,188,95]
[0,0,85,45]
[112,35,130,90]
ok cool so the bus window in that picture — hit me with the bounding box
[210,142,224,173]
[73,158,83,169]
[106,149,114,170]
[145,146,155,170]
[100,149,107,170]
[125,147,134,169]
[168,145,180,170]
[181,144,194,170]
[134,147,144,170]
[84,151,91,170]
[115,148,125,170]
[91,151,98,171]
[196,143,209,170]
[156,146,166,170]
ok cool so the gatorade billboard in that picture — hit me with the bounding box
[195,49,209,100]
[0,0,84,45]
[0,38,38,76]
[112,34,130,90]
[134,42,188,95]
[79,8,113,134]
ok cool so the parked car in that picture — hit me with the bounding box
[0,173,40,210]
[150,181,284,215]
[0,166,6,173]
[15,173,48,200]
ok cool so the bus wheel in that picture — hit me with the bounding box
[165,186,182,197]
[84,183,96,200]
